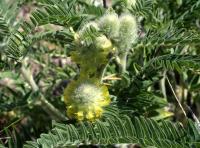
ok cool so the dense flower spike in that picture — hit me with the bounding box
[64,12,138,121]
[64,79,110,121]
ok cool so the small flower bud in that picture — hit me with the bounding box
[99,13,119,38]
[95,35,112,51]
[118,14,138,50]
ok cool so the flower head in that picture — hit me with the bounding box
[64,78,110,121]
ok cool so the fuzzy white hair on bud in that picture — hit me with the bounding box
[118,14,138,50]
[99,13,119,38]
[72,83,102,105]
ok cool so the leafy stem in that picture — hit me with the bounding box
[115,51,129,74]
[21,63,67,121]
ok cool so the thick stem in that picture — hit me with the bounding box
[21,66,67,121]
[118,51,128,74]
[21,67,38,92]
[161,70,167,99]
[100,57,114,83]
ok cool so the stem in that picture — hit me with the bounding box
[186,105,200,129]
[161,70,167,99]
[100,57,114,83]
[118,51,128,74]
[166,76,187,118]
[21,66,67,121]
[21,66,38,92]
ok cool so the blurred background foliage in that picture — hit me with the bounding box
[1,0,200,147]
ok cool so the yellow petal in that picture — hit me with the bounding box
[94,106,103,118]
[76,111,84,121]
[86,111,94,120]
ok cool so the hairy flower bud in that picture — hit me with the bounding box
[64,79,110,121]
[99,13,119,38]
[118,14,138,50]
[95,35,112,51]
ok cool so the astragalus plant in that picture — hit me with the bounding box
[1,0,200,147]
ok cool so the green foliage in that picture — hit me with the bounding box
[7,1,80,58]
[24,110,200,147]
[149,54,200,72]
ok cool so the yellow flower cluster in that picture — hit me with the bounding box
[71,34,114,79]
[64,79,110,121]
[64,21,114,121]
